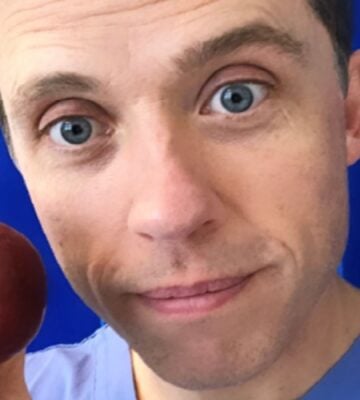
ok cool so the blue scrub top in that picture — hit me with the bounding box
[302,336,360,399]
[25,326,360,399]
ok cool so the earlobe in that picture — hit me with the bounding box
[346,50,360,166]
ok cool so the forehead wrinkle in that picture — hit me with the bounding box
[1,0,64,39]
[2,0,164,35]
[2,0,219,39]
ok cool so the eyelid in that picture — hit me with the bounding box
[40,113,97,134]
[38,98,111,132]
[197,64,277,111]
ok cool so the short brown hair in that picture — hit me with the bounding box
[309,0,353,88]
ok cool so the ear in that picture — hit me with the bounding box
[346,50,360,166]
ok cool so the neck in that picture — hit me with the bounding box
[132,276,360,400]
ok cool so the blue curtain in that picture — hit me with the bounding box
[343,0,360,288]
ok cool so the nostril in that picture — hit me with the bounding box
[202,219,217,232]
[138,232,153,241]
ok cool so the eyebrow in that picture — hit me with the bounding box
[11,73,102,122]
[10,22,305,118]
[174,22,306,73]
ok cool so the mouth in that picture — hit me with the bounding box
[137,274,256,316]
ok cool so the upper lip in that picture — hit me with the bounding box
[139,275,252,299]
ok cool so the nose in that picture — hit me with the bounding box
[127,156,225,242]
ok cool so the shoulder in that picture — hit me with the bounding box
[25,325,135,400]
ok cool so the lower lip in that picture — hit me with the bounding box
[137,274,254,316]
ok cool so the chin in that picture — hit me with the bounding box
[135,326,288,392]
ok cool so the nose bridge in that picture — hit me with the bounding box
[126,116,223,241]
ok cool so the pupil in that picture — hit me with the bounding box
[231,93,243,103]
[72,124,84,135]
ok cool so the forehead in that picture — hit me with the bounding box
[0,0,321,102]
[0,0,314,55]
[0,0,310,24]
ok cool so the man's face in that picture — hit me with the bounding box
[0,0,351,390]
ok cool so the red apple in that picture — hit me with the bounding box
[0,224,47,363]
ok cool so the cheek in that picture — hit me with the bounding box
[23,177,127,303]
[208,111,348,277]
[277,114,349,273]
[27,171,124,254]
[257,150,348,276]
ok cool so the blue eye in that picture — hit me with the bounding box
[208,82,267,114]
[49,117,98,146]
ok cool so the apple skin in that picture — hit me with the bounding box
[0,224,47,363]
